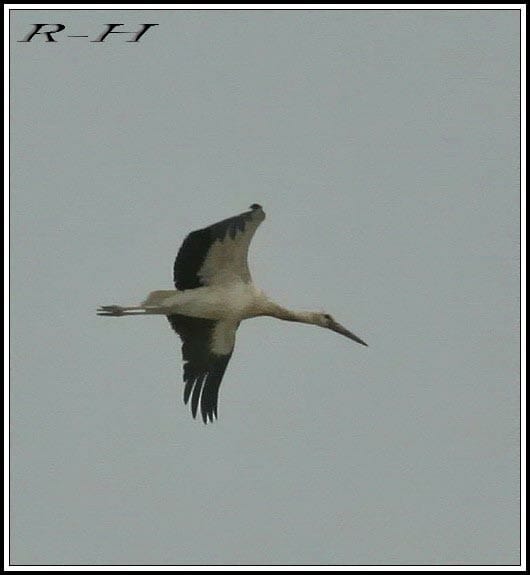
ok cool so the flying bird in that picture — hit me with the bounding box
[98,204,367,423]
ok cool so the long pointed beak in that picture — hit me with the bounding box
[330,321,368,346]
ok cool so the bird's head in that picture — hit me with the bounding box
[314,312,368,347]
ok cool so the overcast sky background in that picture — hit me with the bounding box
[10,9,520,566]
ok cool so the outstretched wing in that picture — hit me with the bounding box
[167,315,239,423]
[173,204,265,290]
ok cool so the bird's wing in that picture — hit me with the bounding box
[173,204,265,290]
[167,314,239,423]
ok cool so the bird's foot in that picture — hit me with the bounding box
[97,305,125,316]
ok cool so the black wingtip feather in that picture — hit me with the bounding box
[201,372,222,424]
[191,373,205,419]
[183,374,194,405]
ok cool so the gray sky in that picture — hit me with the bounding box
[10,9,520,566]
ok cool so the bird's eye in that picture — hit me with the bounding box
[324,314,332,321]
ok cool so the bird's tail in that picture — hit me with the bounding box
[141,290,177,307]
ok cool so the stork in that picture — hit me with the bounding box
[98,204,367,423]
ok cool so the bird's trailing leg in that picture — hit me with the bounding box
[97,305,147,316]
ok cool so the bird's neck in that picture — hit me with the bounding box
[261,300,316,324]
